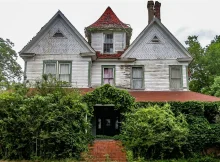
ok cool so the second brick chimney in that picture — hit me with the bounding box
[154,1,161,20]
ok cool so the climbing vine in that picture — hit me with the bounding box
[83,84,135,113]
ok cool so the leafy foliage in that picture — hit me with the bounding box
[0,38,22,86]
[0,82,92,160]
[132,101,220,159]
[83,84,135,113]
[121,104,189,159]
[186,35,220,94]
[203,76,220,97]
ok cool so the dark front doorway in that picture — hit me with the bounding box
[94,106,120,136]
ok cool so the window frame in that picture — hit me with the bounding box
[101,65,115,86]
[43,60,72,83]
[103,33,114,53]
[169,65,183,90]
[131,65,145,90]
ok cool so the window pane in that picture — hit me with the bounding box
[104,34,113,43]
[104,68,113,78]
[104,44,113,53]
[132,67,143,79]
[45,63,56,74]
[170,78,181,89]
[171,66,181,78]
[170,66,182,89]
[103,67,114,85]
[133,79,143,89]
[104,78,114,85]
[60,64,70,74]
[59,63,70,82]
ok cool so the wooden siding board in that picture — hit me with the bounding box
[91,60,187,91]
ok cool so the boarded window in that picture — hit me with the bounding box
[132,67,144,89]
[170,66,182,89]
[103,67,114,85]
[59,63,71,82]
[104,34,113,53]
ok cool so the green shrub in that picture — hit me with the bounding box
[121,104,189,159]
[0,87,92,160]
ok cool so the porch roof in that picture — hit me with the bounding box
[80,89,220,102]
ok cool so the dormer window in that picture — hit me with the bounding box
[104,33,113,53]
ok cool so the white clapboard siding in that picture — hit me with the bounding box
[114,32,126,52]
[91,60,188,91]
[26,54,91,88]
[91,33,103,52]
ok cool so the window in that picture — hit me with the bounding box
[132,66,144,89]
[53,30,64,38]
[151,36,160,43]
[102,66,115,85]
[170,65,182,89]
[44,61,71,83]
[104,33,113,53]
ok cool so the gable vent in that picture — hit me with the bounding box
[151,36,160,43]
[53,30,64,37]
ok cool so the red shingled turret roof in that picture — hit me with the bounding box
[87,7,131,29]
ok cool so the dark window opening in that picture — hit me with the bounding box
[151,36,160,43]
[53,30,64,37]
[104,34,113,53]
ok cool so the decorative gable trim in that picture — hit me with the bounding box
[19,10,95,55]
[121,18,192,60]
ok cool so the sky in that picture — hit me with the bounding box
[1,0,220,70]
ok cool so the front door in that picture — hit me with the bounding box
[95,106,120,136]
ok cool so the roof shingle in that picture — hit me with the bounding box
[87,7,130,29]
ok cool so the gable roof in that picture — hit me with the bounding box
[121,18,192,60]
[86,7,131,29]
[20,10,95,55]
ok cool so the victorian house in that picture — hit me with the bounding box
[19,1,220,136]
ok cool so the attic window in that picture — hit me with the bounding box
[151,36,160,43]
[53,30,64,38]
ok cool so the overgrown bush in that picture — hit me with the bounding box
[121,104,189,159]
[0,81,92,160]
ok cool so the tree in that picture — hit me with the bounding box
[185,36,207,93]
[0,38,22,84]
[203,76,220,97]
[186,35,220,94]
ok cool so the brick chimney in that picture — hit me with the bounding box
[154,1,161,20]
[147,1,154,24]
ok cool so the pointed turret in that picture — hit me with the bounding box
[85,7,132,54]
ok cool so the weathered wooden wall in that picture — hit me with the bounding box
[91,60,188,91]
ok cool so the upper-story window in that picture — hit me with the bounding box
[104,33,114,53]
[102,65,115,85]
[131,66,144,89]
[44,61,71,83]
[169,65,182,90]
